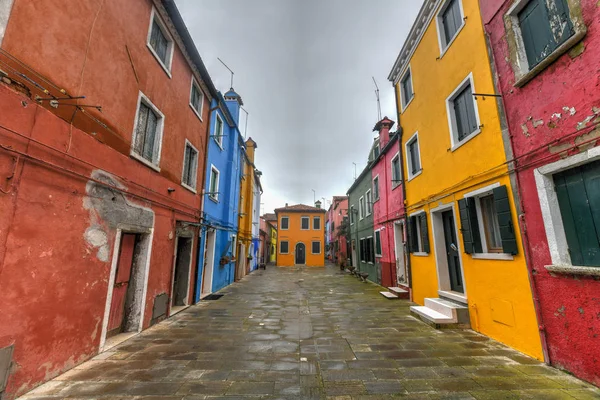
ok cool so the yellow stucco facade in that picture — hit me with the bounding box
[390,0,542,359]
[236,138,257,274]
[275,205,326,267]
[269,224,277,263]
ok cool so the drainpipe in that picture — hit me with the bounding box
[393,85,412,290]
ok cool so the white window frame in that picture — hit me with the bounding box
[505,0,585,87]
[208,165,220,202]
[359,196,365,220]
[130,91,165,172]
[189,77,204,121]
[446,73,481,152]
[350,205,355,225]
[181,139,199,193]
[231,234,237,257]
[373,175,380,201]
[280,216,289,230]
[399,65,415,112]
[374,229,382,257]
[313,216,321,230]
[146,7,174,78]
[535,147,600,276]
[311,241,321,255]
[367,235,374,264]
[405,132,422,181]
[390,151,402,188]
[301,216,310,230]
[214,113,224,150]
[463,183,514,261]
[366,189,372,216]
[409,210,428,256]
[280,240,289,254]
[435,0,466,58]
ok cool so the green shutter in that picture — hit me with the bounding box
[493,185,518,255]
[419,214,430,253]
[458,197,482,254]
[408,216,418,253]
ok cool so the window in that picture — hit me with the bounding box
[190,79,204,120]
[350,206,355,224]
[405,133,422,180]
[301,216,310,230]
[181,141,198,191]
[437,0,464,52]
[400,67,414,110]
[147,10,173,75]
[312,241,321,254]
[359,237,375,263]
[359,197,365,220]
[391,153,402,187]
[458,184,518,256]
[281,216,289,230]
[208,166,220,201]
[313,216,321,230]
[366,190,372,216]
[373,176,380,201]
[408,213,430,254]
[375,230,382,257]
[280,241,289,254]
[231,235,237,256]
[373,144,380,159]
[214,114,224,148]
[131,93,164,169]
[447,76,480,148]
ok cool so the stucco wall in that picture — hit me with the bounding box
[276,212,325,267]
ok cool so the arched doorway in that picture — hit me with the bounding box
[295,243,306,265]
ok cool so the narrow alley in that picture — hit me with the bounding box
[20,265,599,400]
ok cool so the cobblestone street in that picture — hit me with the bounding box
[21,265,600,400]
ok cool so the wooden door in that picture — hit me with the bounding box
[442,211,463,293]
[107,233,137,336]
[295,243,306,265]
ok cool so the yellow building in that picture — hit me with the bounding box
[275,204,326,267]
[269,223,277,263]
[236,137,258,279]
[388,0,542,359]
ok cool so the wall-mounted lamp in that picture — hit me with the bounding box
[167,187,176,193]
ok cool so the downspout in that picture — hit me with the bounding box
[382,136,392,284]
[393,84,412,290]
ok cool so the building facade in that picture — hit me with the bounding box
[275,204,326,267]
[388,0,542,359]
[0,0,217,397]
[263,213,277,263]
[480,0,600,385]
[326,196,349,266]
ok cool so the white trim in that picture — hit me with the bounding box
[280,216,290,230]
[366,189,373,216]
[435,0,466,57]
[390,151,402,188]
[130,91,165,171]
[280,240,289,254]
[359,196,365,220]
[405,132,422,181]
[438,290,467,305]
[412,252,428,257]
[399,65,415,112]
[372,175,380,201]
[200,230,216,297]
[472,253,514,261]
[146,7,174,78]
[313,216,321,230]
[350,206,355,225]
[189,77,205,122]
[446,73,482,151]
[214,113,224,150]
[374,229,382,257]
[181,139,199,193]
[295,242,307,265]
[300,216,310,230]
[171,233,195,309]
[0,0,15,47]
[311,240,322,255]
[208,164,220,202]
[535,147,600,267]
[462,182,501,199]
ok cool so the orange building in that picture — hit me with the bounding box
[275,203,326,267]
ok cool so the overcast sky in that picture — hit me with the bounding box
[176,0,423,214]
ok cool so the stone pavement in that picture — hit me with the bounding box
[20,265,599,400]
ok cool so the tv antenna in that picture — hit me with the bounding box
[218,57,235,88]
[352,162,357,180]
[372,77,382,121]
[240,106,249,139]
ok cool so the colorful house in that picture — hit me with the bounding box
[480,0,600,385]
[326,196,349,266]
[370,117,408,290]
[275,203,326,267]
[195,90,245,300]
[388,0,542,359]
[262,213,278,263]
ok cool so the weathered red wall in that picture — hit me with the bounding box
[481,0,600,385]
[0,0,211,397]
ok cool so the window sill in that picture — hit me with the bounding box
[146,43,173,79]
[471,253,513,261]
[208,196,219,203]
[438,22,465,60]
[412,252,428,257]
[450,128,481,152]
[189,103,204,122]
[213,138,224,151]
[392,183,402,190]
[545,264,600,277]
[401,95,415,114]
[130,152,161,172]
[181,182,197,194]
[407,169,422,182]
[438,290,467,305]
[514,29,586,88]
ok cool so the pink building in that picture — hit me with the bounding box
[326,196,349,265]
[371,118,408,289]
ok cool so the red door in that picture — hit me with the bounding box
[107,233,137,336]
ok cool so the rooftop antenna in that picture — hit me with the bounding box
[240,106,249,139]
[352,162,357,180]
[372,76,382,121]
[218,57,235,88]
[312,189,316,204]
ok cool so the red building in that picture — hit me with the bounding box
[326,196,349,265]
[0,0,216,397]
[481,0,600,385]
[370,118,408,290]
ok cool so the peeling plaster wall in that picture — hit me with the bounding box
[481,0,600,386]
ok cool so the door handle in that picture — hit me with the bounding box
[450,243,458,252]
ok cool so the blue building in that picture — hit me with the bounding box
[195,89,245,301]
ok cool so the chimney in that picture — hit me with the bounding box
[223,88,243,126]
[245,137,257,164]
[315,200,322,209]
[285,203,288,207]
[373,116,395,148]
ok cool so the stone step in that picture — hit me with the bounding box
[388,287,409,299]
[380,291,399,299]
[424,297,467,319]
[410,305,455,324]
